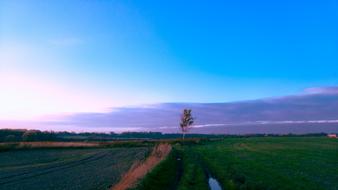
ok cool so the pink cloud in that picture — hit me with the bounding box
[304,87,338,94]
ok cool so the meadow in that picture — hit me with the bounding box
[132,137,338,190]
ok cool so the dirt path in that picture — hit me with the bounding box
[112,143,172,190]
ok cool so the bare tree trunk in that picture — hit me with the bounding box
[182,132,185,140]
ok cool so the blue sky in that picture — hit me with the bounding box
[0,0,337,119]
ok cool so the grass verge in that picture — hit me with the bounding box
[177,147,209,190]
[130,148,182,190]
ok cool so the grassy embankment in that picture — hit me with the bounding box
[129,148,182,190]
[131,141,209,190]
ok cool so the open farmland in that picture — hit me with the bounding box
[0,137,336,190]
[0,147,151,190]
[132,137,338,190]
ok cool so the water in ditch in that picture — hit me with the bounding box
[208,177,222,190]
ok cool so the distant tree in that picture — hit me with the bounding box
[22,130,40,141]
[179,109,194,139]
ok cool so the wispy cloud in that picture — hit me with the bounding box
[192,120,338,128]
[304,87,338,94]
[1,86,337,134]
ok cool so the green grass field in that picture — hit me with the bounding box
[0,137,336,190]
[0,147,151,190]
[133,137,338,190]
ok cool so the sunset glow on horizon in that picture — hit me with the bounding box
[0,72,112,120]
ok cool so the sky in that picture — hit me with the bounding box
[1,0,337,120]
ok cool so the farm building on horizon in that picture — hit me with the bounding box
[327,134,337,138]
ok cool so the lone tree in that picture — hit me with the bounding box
[180,109,194,139]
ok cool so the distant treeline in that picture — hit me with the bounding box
[0,129,328,142]
[0,129,222,142]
